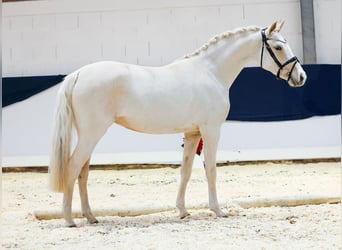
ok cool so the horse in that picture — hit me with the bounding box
[49,20,307,227]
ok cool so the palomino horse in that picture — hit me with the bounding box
[49,21,306,227]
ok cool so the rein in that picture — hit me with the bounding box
[260,28,299,82]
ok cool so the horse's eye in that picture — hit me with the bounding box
[274,46,282,51]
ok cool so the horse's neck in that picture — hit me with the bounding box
[202,31,261,88]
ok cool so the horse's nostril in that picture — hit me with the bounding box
[300,73,305,82]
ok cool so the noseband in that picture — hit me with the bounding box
[260,28,299,82]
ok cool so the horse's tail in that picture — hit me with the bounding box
[49,71,79,193]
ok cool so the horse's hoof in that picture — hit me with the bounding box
[66,223,77,228]
[84,213,98,224]
[179,211,190,219]
[211,208,228,218]
[89,219,99,224]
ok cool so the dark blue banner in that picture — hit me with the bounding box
[228,64,340,121]
[2,64,341,121]
[2,75,65,107]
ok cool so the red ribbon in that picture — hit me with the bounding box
[181,138,203,155]
[196,138,203,155]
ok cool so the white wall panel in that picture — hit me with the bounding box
[2,0,340,159]
[314,0,341,64]
[3,0,307,76]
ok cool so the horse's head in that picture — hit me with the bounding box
[260,20,306,87]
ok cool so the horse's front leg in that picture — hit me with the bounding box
[201,126,227,217]
[176,131,201,218]
[78,159,98,224]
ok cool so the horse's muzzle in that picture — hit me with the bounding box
[289,72,306,88]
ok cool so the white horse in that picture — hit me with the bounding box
[49,21,306,227]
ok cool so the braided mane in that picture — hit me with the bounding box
[183,26,261,59]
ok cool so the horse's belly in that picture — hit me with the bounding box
[114,90,229,134]
[115,114,199,134]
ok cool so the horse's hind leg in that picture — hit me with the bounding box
[63,138,96,227]
[78,159,98,224]
[63,125,109,227]
[176,131,201,218]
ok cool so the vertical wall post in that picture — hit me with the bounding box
[300,0,317,64]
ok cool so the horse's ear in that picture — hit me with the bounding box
[276,20,285,31]
[267,21,278,35]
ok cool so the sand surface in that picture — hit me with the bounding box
[1,162,341,249]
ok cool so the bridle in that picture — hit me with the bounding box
[260,28,299,82]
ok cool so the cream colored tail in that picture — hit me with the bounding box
[49,72,79,192]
